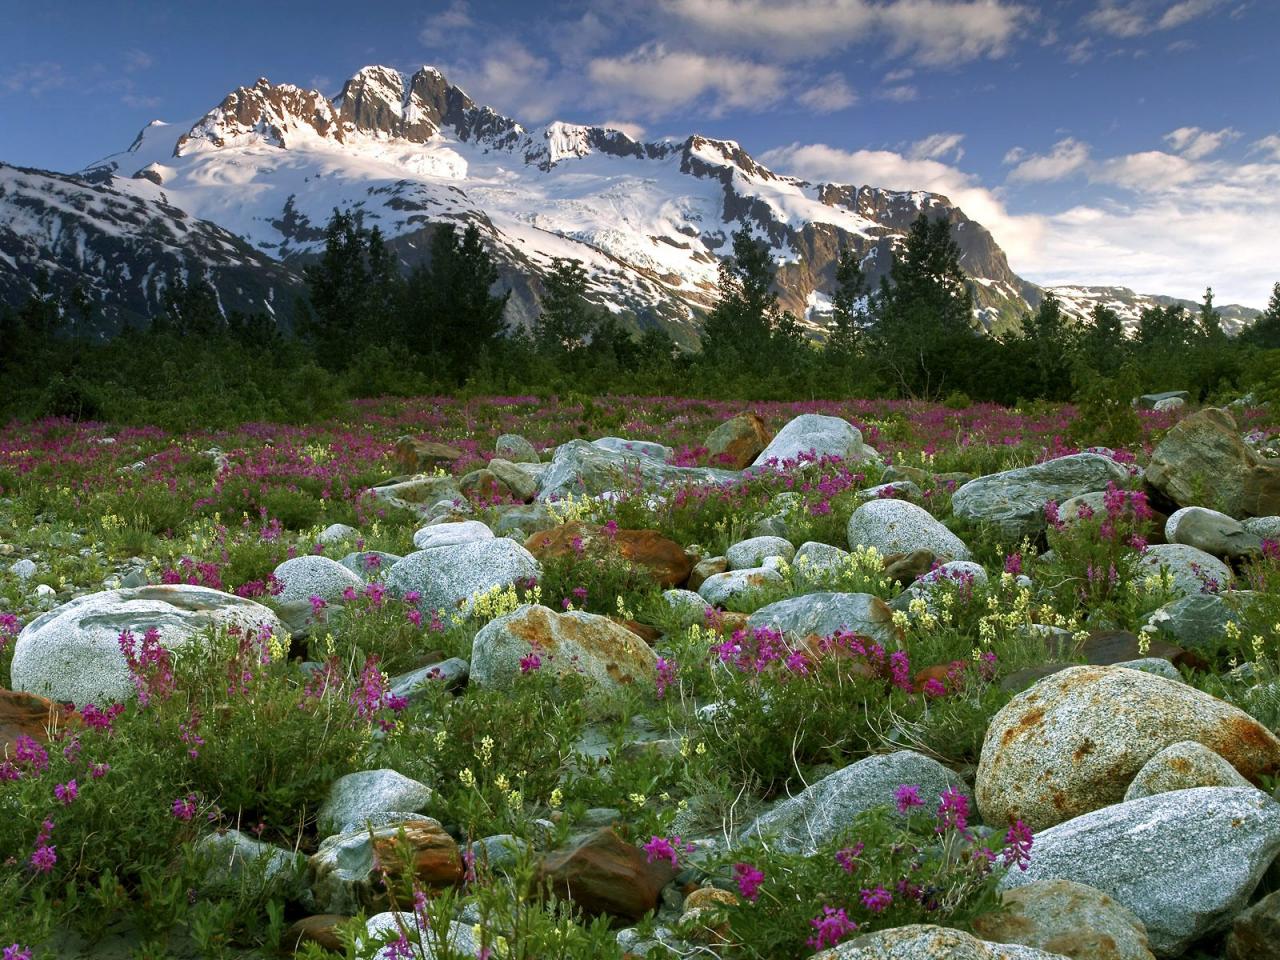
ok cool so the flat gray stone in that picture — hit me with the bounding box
[537,440,739,500]
[952,453,1130,541]
[739,750,971,853]
[411,520,494,552]
[317,769,434,837]
[591,436,672,461]
[1166,506,1264,558]
[1000,787,1280,957]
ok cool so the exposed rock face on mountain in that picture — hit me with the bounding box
[0,162,301,334]
[0,64,1253,341]
[1050,285,1259,335]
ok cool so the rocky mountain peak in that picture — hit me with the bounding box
[175,77,342,154]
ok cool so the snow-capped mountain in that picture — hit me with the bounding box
[1048,285,1259,336]
[2,64,1253,341]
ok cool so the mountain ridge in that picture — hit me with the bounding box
[0,63,1261,339]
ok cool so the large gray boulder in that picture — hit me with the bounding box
[848,498,971,560]
[9,585,285,705]
[814,925,1068,959]
[746,592,897,648]
[486,458,546,501]
[1166,506,1264,558]
[537,440,739,500]
[495,433,539,464]
[739,750,971,853]
[274,555,365,604]
[952,453,1131,541]
[471,604,658,707]
[976,665,1280,832]
[973,879,1155,960]
[725,536,795,570]
[1145,591,1260,652]
[1138,543,1233,597]
[1243,515,1280,539]
[697,566,785,607]
[386,539,540,618]
[751,414,879,468]
[317,769,433,837]
[1145,407,1280,517]
[196,829,306,899]
[1000,787,1280,957]
[591,436,672,461]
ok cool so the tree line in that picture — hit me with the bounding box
[2,207,1280,427]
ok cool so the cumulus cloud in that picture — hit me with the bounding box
[586,43,785,117]
[1095,149,1198,190]
[1249,134,1280,161]
[440,41,563,122]
[909,132,966,162]
[420,0,476,47]
[1163,125,1240,160]
[798,73,858,112]
[601,119,648,140]
[877,84,920,102]
[1005,138,1091,182]
[659,0,1030,65]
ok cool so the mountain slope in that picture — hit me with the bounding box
[0,162,301,335]
[73,65,1035,341]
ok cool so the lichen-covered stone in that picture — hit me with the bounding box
[847,498,971,560]
[386,539,540,617]
[317,769,434,837]
[1138,543,1233,597]
[411,520,494,552]
[725,536,795,570]
[746,592,897,648]
[814,924,1069,959]
[973,879,1155,960]
[1123,740,1252,801]
[274,555,365,604]
[751,414,878,468]
[976,665,1280,832]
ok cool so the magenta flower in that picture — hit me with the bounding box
[835,841,864,874]
[382,934,414,959]
[172,794,198,821]
[54,779,78,805]
[733,862,764,901]
[643,834,691,870]
[308,595,328,617]
[1003,819,1034,871]
[91,762,110,779]
[655,657,677,698]
[922,677,947,698]
[29,819,55,874]
[519,649,542,674]
[3,944,34,960]
[860,885,893,913]
[893,784,924,814]
[806,905,857,950]
[936,787,970,833]
[14,735,49,775]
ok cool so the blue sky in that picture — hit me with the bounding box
[2,0,1278,305]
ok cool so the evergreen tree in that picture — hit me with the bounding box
[1197,286,1225,342]
[1075,303,1126,378]
[866,213,975,398]
[699,226,793,377]
[826,247,867,363]
[534,258,595,356]
[303,209,374,369]
[1244,282,1280,349]
[1017,291,1073,400]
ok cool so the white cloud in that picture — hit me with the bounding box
[1163,125,1240,160]
[798,73,858,112]
[420,0,475,47]
[601,119,647,140]
[909,132,966,162]
[586,43,785,117]
[123,49,152,72]
[1085,0,1228,36]
[1157,0,1227,29]
[1249,134,1280,161]
[1064,38,1095,62]
[440,41,563,122]
[1,62,67,96]
[1005,137,1091,182]
[883,68,915,83]
[877,84,920,102]
[763,136,1280,305]
[659,0,1030,65]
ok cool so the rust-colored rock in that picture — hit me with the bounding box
[688,555,728,591]
[883,549,936,585]
[525,522,692,588]
[285,915,347,954]
[977,664,1280,832]
[973,879,1155,960]
[1,688,68,753]
[372,819,464,890]
[394,437,464,474]
[704,413,773,470]
[535,828,677,921]
[610,618,661,645]
[681,886,739,945]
